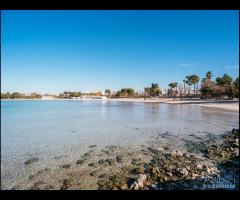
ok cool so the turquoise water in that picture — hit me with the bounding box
[1,100,239,188]
[2,100,239,158]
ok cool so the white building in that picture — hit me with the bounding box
[42,95,55,100]
[71,97,82,99]
[92,96,107,100]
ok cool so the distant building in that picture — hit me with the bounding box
[71,97,82,99]
[42,95,55,100]
[92,96,107,100]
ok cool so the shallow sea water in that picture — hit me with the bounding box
[1,100,239,189]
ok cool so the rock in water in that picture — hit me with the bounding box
[62,164,71,169]
[133,167,145,174]
[116,156,124,163]
[60,179,73,190]
[24,157,39,165]
[130,174,147,190]
[89,145,97,148]
[76,159,84,164]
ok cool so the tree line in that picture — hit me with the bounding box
[1,92,42,99]
[104,72,239,99]
[1,71,239,99]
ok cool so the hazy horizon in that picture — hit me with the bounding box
[1,10,239,94]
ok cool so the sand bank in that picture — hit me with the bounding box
[197,103,239,111]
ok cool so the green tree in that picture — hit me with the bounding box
[216,74,233,98]
[185,76,193,94]
[116,88,135,98]
[183,79,187,94]
[234,77,239,89]
[168,83,178,97]
[11,92,21,99]
[206,71,213,80]
[105,89,111,98]
[189,75,200,94]
[233,77,239,98]
[144,83,162,97]
[216,74,232,86]
[70,92,81,98]
[200,78,215,99]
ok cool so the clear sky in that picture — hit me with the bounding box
[1,10,239,94]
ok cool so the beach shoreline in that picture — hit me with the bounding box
[1,98,239,111]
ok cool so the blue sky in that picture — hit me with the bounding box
[1,10,239,93]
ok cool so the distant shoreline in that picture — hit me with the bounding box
[1,98,239,111]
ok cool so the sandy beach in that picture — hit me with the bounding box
[107,98,239,111]
[196,103,239,111]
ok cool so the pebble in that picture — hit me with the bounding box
[195,164,203,170]
[120,184,128,190]
[130,174,147,190]
[167,172,173,177]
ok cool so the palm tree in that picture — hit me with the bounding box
[189,75,200,94]
[145,83,162,97]
[206,71,212,80]
[168,83,178,97]
[168,83,175,89]
[173,82,178,92]
[185,76,192,95]
[183,79,187,94]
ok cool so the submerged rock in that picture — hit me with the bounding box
[28,175,35,180]
[62,164,71,169]
[106,158,115,166]
[98,174,107,178]
[30,181,44,190]
[116,155,124,163]
[133,167,145,175]
[24,157,39,165]
[76,159,85,165]
[98,158,115,166]
[88,163,97,167]
[44,185,54,190]
[109,175,120,182]
[11,185,21,190]
[90,171,98,176]
[132,158,142,165]
[60,178,73,190]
